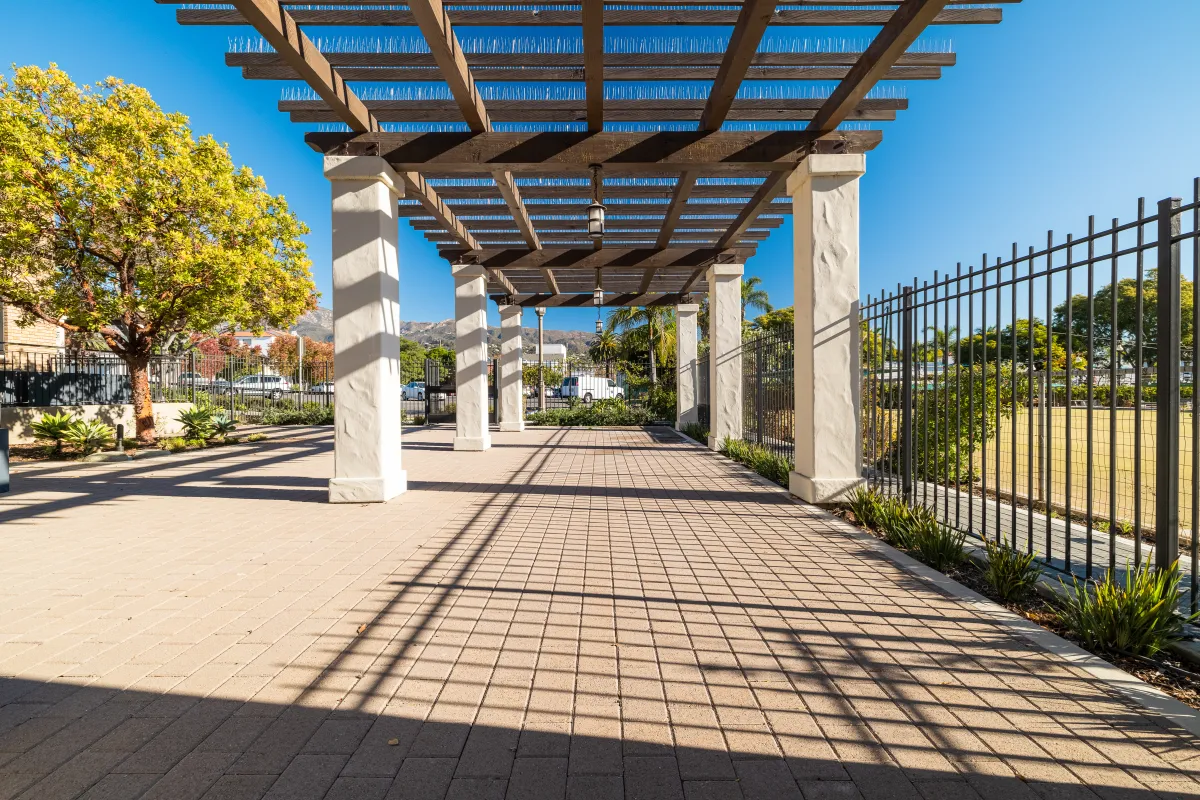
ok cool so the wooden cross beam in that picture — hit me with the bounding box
[491,292,701,308]
[305,130,883,174]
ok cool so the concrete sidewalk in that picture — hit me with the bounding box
[0,426,1198,799]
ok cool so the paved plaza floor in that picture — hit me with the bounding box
[1,425,1200,799]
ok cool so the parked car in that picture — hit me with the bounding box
[177,371,210,387]
[208,378,232,393]
[560,376,624,403]
[232,374,293,400]
[403,381,426,401]
[311,381,335,394]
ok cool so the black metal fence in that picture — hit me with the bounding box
[0,351,189,406]
[741,328,794,462]
[862,179,1200,610]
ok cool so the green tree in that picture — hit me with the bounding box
[0,65,314,441]
[955,319,1067,370]
[608,306,675,388]
[426,345,455,380]
[589,330,620,379]
[752,306,793,337]
[741,275,772,320]
[398,337,426,383]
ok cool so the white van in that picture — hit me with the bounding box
[561,376,624,402]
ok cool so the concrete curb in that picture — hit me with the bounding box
[668,426,1200,738]
[8,426,328,480]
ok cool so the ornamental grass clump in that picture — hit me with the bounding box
[874,496,917,549]
[717,436,793,487]
[909,514,965,572]
[846,487,884,530]
[983,539,1041,603]
[1057,560,1198,657]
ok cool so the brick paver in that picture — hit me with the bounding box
[1,425,1199,799]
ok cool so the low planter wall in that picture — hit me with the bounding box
[1,403,194,444]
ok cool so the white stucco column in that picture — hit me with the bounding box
[707,263,743,450]
[498,305,525,432]
[787,154,867,503]
[675,303,699,429]
[325,155,406,503]
[453,264,492,451]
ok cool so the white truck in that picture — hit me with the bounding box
[560,375,624,403]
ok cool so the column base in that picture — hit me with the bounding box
[707,434,725,452]
[454,435,492,451]
[499,421,525,433]
[788,472,862,504]
[329,472,407,504]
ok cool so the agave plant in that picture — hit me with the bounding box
[211,414,237,438]
[63,420,114,456]
[176,406,216,440]
[31,410,76,454]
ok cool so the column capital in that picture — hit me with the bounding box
[535,307,546,318]
[498,304,523,319]
[451,263,488,281]
[787,153,866,194]
[323,155,404,197]
[707,263,744,280]
[676,303,700,315]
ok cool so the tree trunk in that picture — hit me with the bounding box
[127,356,156,443]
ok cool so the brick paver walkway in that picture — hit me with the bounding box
[1,425,1199,799]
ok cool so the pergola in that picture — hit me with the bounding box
[162,0,1015,502]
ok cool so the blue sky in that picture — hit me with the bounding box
[3,0,1199,332]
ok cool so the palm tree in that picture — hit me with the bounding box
[607,306,676,388]
[741,276,772,321]
[589,330,620,379]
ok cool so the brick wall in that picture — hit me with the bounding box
[1,304,63,354]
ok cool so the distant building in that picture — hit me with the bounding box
[533,343,568,364]
[0,303,65,354]
[229,329,286,351]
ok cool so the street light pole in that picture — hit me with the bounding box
[536,307,546,412]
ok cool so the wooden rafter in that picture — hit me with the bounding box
[225,0,478,251]
[717,0,952,249]
[655,0,778,277]
[494,292,700,308]
[241,65,943,82]
[582,0,604,132]
[406,0,546,285]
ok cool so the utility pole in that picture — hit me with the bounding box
[536,307,546,412]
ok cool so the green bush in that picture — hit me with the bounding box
[63,419,114,456]
[247,433,268,442]
[1057,560,1198,657]
[31,410,76,454]
[647,386,677,421]
[983,539,1041,603]
[847,486,884,530]
[177,406,217,439]
[679,422,709,444]
[526,398,651,427]
[211,414,237,437]
[874,496,917,549]
[262,403,335,425]
[160,437,189,453]
[718,436,793,488]
[909,515,965,572]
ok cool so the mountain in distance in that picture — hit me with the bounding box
[292,307,595,355]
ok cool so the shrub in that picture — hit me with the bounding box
[717,436,793,488]
[1058,560,1199,656]
[874,496,917,549]
[909,516,965,572]
[31,410,76,454]
[160,437,188,452]
[246,433,268,442]
[211,414,237,438]
[262,403,335,425]
[183,438,208,449]
[983,539,1041,602]
[403,414,426,426]
[63,419,114,456]
[177,406,217,439]
[846,487,884,530]
[679,422,709,444]
[647,386,677,421]
[526,398,651,427]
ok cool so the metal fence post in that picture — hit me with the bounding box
[189,350,195,405]
[901,287,914,502]
[1156,196,1183,572]
[1036,371,1046,504]
[755,337,764,445]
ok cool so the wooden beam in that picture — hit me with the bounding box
[226,0,377,133]
[409,217,786,230]
[445,247,753,270]
[582,0,604,132]
[810,0,952,136]
[426,183,774,201]
[228,50,957,70]
[427,230,770,243]
[305,130,883,174]
[717,0,950,249]
[492,292,701,308]
[402,172,480,250]
[242,64,942,82]
[398,202,794,216]
[180,7,1004,26]
[169,0,1017,6]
